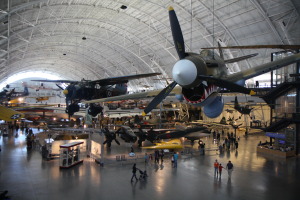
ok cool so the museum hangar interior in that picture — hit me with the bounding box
[0,1,300,200]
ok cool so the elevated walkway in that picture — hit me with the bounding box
[261,81,300,107]
[264,113,300,132]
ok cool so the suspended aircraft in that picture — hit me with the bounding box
[25,95,54,103]
[8,86,29,100]
[0,85,16,102]
[233,96,253,115]
[31,72,161,117]
[139,7,300,118]
[84,7,300,118]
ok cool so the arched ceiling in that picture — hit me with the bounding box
[0,0,299,91]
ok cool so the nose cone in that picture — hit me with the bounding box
[63,89,68,95]
[172,59,197,86]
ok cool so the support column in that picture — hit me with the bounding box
[295,50,300,155]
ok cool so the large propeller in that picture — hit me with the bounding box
[102,127,120,148]
[143,7,255,116]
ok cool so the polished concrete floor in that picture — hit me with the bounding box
[1,129,300,200]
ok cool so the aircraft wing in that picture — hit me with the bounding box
[0,105,25,121]
[225,53,300,83]
[157,126,210,139]
[31,73,161,86]
[90,72,161,86]
[142,139,185,149]
[83,86,182,104]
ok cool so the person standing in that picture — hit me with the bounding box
[144,153,149,165]
[171,154,175,167]
[131,163,138,182]
[235,141,239,150]
[226,160,234,179]
[160,149,164,163]
[214,159,219,177]
[154,150,160,163]
[173,152,178,168]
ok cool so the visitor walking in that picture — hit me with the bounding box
[214,159,219,177]
[218,163,224,178]
[131,163,139,182]
[226,160,234,179]
[173,152,178,168]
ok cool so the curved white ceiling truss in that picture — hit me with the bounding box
[0,0,299,90]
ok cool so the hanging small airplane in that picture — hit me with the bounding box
[83,7,300,118]
[31,72,161,116]
[0,85,16,102]
[233,96,253,115]
[8,86,29,100]
[25,95,54,103]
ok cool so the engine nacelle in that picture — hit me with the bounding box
[203,96,224,118]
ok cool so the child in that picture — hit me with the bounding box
[218,163,224,178]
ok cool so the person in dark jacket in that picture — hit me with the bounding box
[131,163,138,182]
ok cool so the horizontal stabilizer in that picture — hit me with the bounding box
[224,53,258,64]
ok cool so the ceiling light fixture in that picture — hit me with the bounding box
[120,5,127,9]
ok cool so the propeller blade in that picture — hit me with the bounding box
[56,84,64,90]
[198,75,256,95]
[114,139,120,145]
[143,81,177,115]
[169,7,186,59]
[218,42,224,60]
[103,140,108,145]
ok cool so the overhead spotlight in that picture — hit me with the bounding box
[82,36,86,40]
[120,5,127,9]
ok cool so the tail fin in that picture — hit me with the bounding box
[218,42,224,60]
[23,87,29,96]
[224,53,258,64]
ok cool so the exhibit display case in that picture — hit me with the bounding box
[59,141,83,168]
